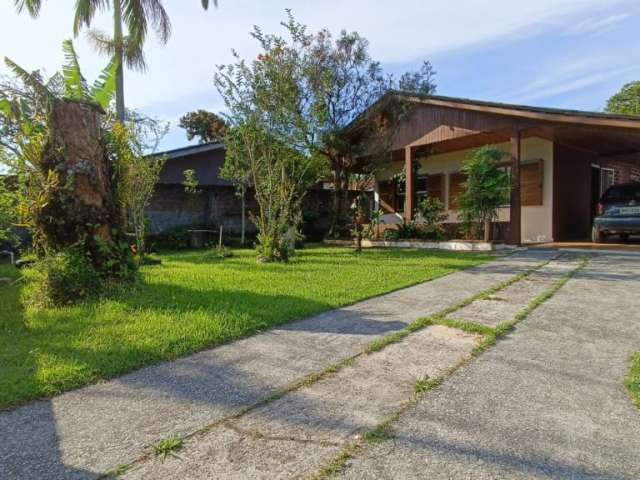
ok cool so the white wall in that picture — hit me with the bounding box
[375,137,555,243]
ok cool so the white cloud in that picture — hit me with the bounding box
[502,57,640,104]
[564,13,630,36]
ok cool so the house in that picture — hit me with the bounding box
[147,142,341,239]
[359,92,640,244]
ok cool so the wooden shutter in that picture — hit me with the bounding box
[520,160,544,206]
[427,174,445,203]
[378,180,396,213]
[448,172,467,210]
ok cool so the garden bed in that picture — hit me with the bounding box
[325,239,516,251]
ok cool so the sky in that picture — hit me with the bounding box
[1,0,640,152]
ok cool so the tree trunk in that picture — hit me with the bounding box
[39,99,123,264]
[240,185,246,246]
[113,0,126,123]
[484,219,491,243]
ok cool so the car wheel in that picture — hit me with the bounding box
[592,225,604,243]
[620,233,630,242]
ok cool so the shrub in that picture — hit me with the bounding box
[416,198,448,240]
[458,147,510,241]
[22,248,102,308]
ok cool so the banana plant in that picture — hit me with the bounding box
[3,39,117,111]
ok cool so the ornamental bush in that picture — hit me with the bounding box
[22,247,102,308]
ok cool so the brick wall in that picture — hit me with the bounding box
[146,185,365,240]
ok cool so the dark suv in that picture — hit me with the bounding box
[592,183,640,243]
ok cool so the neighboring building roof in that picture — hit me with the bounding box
[154,142,225,159]
[154,141,230,186]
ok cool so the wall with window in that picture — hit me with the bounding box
[375,137,554,243]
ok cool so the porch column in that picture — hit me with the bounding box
[404,146,414,221]
[509,127,522,245]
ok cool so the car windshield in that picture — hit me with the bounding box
[603,184,640,203]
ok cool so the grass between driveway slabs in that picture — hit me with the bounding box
[311,255,588,480]
[0,246,490,409]
[627,352,640,410]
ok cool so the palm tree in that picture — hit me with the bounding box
[14,0,218,122]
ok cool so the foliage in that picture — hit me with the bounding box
[179,109,227,144]
[0,177,19,245]
[0,246,490,408]
[350,191,372,251]
[215,23,328,262]
[152,437,183,461]
[416,197,448,240]
[605,81,640,116]
[203,244,233,260]
[363,208,383,240]
[182,168,201,194]
[398,61,437,95]
[626,352,640,410]
[457,147,511,240]
[21,247,102,307]
[383,216,448,242]
[147,227,190,250]
[3,41,117,111]
[109,122,165,259]
[215,12,437,237]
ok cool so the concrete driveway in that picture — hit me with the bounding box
[339,252,640,480]
[1,251,638,479]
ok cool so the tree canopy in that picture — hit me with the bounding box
[605,81,640,116]
[179,109,228,144]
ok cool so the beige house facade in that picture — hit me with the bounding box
[359,93,640,244]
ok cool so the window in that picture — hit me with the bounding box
[520,160,544,206]
[500,159,544,207]
[394,179,406,213]
[416,175,428,203]
[427,174,445,202]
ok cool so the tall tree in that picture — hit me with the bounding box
[216,24,327,262]
[605,81,640,116]
[14,0,218,122]
[179,109,228,143]
[281,12,437,235]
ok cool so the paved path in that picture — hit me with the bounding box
[339,252,640,479]
[0,250,556,479]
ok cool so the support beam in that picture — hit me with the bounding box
[404,146,414,221]
[510,128,522,245]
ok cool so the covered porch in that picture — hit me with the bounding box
[373,94,640,245]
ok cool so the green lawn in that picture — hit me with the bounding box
[0,247,490,409]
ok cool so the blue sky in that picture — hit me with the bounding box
[1,0,639,151]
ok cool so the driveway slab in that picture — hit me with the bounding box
[338,253,640,480]
[0,250,555,479]
[453,253,583,327]
[124,325,481,479]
